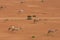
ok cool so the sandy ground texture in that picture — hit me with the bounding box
[0,0,60,40]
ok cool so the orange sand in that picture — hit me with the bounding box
[0,0,60,40]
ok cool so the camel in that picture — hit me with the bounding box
[8,25,22,32]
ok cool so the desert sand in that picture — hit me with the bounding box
[0,0,60,40]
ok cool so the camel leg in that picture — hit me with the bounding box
[11,29,15,31]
